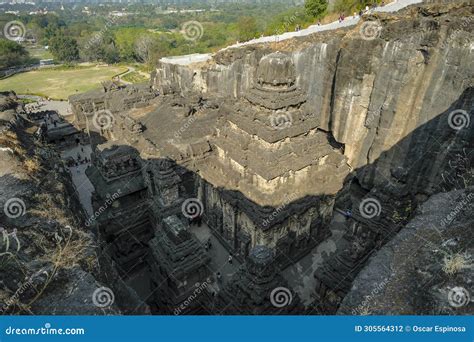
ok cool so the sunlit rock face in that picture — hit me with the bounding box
[245,51,306,110]
[68,1,473,314]
[151,1,473,195]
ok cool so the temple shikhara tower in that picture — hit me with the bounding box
[67,0,474,315]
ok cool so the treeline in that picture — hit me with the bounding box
[0,0,384,70]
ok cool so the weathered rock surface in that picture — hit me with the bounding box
[64,0,473,315]
[0,93,121,315]
[338,187,474,315]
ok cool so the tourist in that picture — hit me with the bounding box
[216,272,221,281]
[228,255,233,264]
[207,238,212,249]
[359,10,363,17]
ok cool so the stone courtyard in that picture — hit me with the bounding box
[4,0,471,316]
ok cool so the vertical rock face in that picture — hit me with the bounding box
[148,1,472,313]
[68,1,473,314]
[337,187,474,315]
[0,92,123,315]
[152,2,473,193]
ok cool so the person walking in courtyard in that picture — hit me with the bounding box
[228,255,233,264]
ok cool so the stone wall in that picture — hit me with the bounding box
[152,1,474,194]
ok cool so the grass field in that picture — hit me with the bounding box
[121,70,149,84]
[0,65,128,100]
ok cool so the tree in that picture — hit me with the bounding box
[114,27,149,62]
[0,39,31,69]
[81,31,119,64]
[49,35,80,62]
[237,17,259,42]
[135,35,155,64]
[305,0,328,18]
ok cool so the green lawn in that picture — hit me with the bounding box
[121,70,149,84]
[0,65,128,100]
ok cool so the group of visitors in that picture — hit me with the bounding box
[73,150,90,172]
[338,1,386,23]
[70,141,90,172]
[215,254,234,283]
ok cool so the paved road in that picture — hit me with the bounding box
[226,0,424,49]
[117,66,135,85]
[161,0,424,66]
